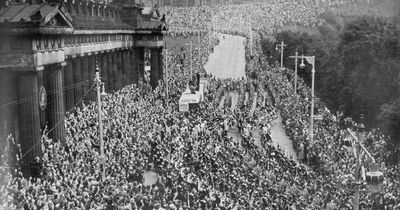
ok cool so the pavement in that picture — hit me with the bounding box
[230,91,239,112]
[219,94,226,110]
[206,34,299,164]
[270,113,299,161]
[143,170,158,186]
[204,34,246,79]
[250,92,258,115]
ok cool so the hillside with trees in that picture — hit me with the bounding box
[262,14,400,145]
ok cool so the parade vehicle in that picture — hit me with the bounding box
[179,74,209,112]
[179,87,202,112]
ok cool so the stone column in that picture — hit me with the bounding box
[0,70,17,149]
[138,48,145,86]
[88,55,96,100]
[106,53,114,92]
[150,48,160,89]
[18,71,42,177]
[64,59,74,111]
[47,63,66,145]
[100,53,108,92]
[115,51,123,90]
[132,48,140,85]
[157,48,164,82]
[127,49,134,85]
[73,57,82,105]
[122,50,129,87]
[81,55,89,103]
[112,52,119,91]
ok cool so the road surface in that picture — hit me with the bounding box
[270,113,298,161]
[205,34,246,79]
[230,91,239,112]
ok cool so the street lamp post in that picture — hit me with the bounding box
[249,23,253,56]
[347,126,377,210]
[198,30,201,63]
[300,55,316,144]
[355,117,365,210]
[94,63,107,182]
[186,41,193,80]
[289,50,299,100]
[164,49,170,106]
[275,40,286,69]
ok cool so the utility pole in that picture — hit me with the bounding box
[209,10,213,50]
[95,63,106,182]
[208,24,211,50]
[310,58,315,144]
[354,142,361,210]
[249,26,253,56]
[276,41,286,69]
[355,116,365,210]
[165,49,169,106]
[186,41,193,80]
[346,126,382,210]
[289,50,299,100]
[300,55,315,144]
[198,30,201,63]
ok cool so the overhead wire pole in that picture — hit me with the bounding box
[354,140,361,210]
[288,50,299,100]
[198,30,201,64]
[208,24,211,50]
[186,41,193,80]
[276,40,286,69]
[300,55,316,144]
[95,62,106,182]
[209,9,214,51]
[249,23,253,56]
[346,127,376,210]
[164,49,170,106]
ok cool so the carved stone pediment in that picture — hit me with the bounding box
[39,6,73,28]
[142,6,161,21]
[41,12,72,28]
[0,4,73,30]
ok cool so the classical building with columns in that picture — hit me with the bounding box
[0,0,166,176]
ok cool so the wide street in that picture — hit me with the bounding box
[206,34,297,160]
[204,34,246,79]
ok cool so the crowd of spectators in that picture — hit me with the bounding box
[160,7,212,37]
[1,0,400,209]
[0,29,326,209]
[162,0,386,37]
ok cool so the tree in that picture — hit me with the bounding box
[379,98,400,144]
[339,16,400,125]
[262,15,400,145]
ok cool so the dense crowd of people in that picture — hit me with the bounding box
[0,30,318,209]
[160,7,212,37]
[161,0,385,37]
[1,0,399,209]
[246,24,400,207]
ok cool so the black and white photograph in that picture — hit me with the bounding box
[0,0,399,209]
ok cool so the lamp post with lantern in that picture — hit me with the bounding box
[94,62,107,182]
[299,55,316,144]
[289,49,299,100]
[275,40,286,69]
